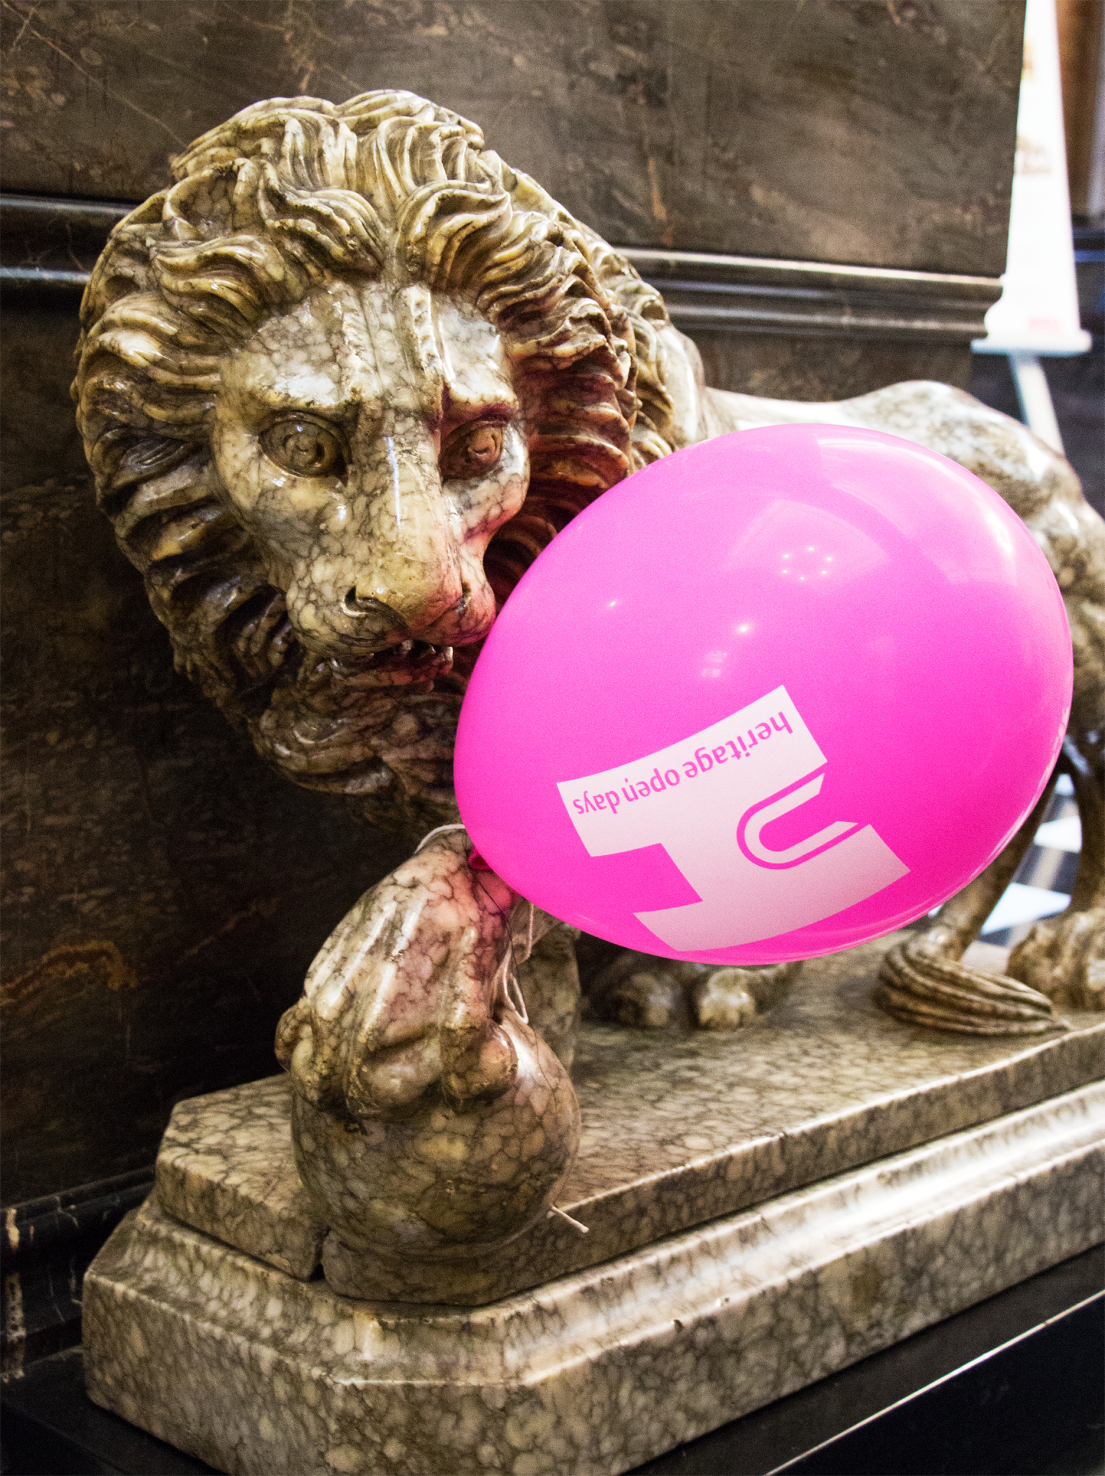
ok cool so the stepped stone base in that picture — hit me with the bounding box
[83,935,1105,1474]
[153,935,1105,1304]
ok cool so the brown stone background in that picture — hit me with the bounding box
[1,0,1024,268]
[1,0,1026,1203]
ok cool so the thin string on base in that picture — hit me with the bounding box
[548,1205,589,1234]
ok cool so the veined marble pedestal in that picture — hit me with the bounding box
[83,937,1105,1476]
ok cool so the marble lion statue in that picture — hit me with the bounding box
[75,92,1103,1208]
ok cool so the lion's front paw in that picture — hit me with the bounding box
[688,968,757,1029]
[275,831,519,1120]
[587,951,799,1030]
[689,962,800,1029]
[606,968,689,1028]
[276,835,583,1259]
[1008,907,1105,1011]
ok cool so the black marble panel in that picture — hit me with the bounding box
[0,298,87,489]
[0,1169,153,1372]
[693,331,973,400]
[0,422,409,1200]
[0,0,1022,274]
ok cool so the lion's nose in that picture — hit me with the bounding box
[342,585,467,639]
[343,588,394,619]
[339,566,466,635]
[336,421,467,633]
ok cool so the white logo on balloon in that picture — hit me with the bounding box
[557,686,909,951]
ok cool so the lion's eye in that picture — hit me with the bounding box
[440,423,504,481]
[261,419,345,478]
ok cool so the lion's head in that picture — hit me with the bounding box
[74,90,693,836]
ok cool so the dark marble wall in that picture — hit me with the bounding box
[0,0,1024,1203]
[1,329,409,1198]
[1,292,408,1201]
[691,335,973,405]
[1,0,1022,270]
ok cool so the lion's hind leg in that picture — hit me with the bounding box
[1007,734,1104,1011]
[876,766,1071,1034]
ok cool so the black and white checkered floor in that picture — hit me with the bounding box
[977,773,1081,948]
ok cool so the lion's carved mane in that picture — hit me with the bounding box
[74,90,686,835]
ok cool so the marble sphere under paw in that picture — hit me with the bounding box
[290,1012,581,1257]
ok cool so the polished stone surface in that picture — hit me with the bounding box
[84,1079,1105,1476]
[10,1248,1102,1475]
[0,444,410,1203]
[0,23,1084,1215]
[0,2,1023,275]
[156,934,1105,1304]
[66,85,1102,1260]
[0,1167,153,1377]
[273,832,583,1262]
[156,1079,324,1282]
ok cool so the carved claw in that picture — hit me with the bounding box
[1008,907,1105,1011]
[587,951,799,1030]
[275,830,521,1120]
[691,964,799,1029]
[605,969,688,1029]
[875,934,1067,1035]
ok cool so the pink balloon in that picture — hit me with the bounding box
[455,425,1073,964]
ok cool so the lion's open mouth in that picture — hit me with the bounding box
[331,640,455,690]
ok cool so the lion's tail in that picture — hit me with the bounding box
[875,934,1066,1035]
